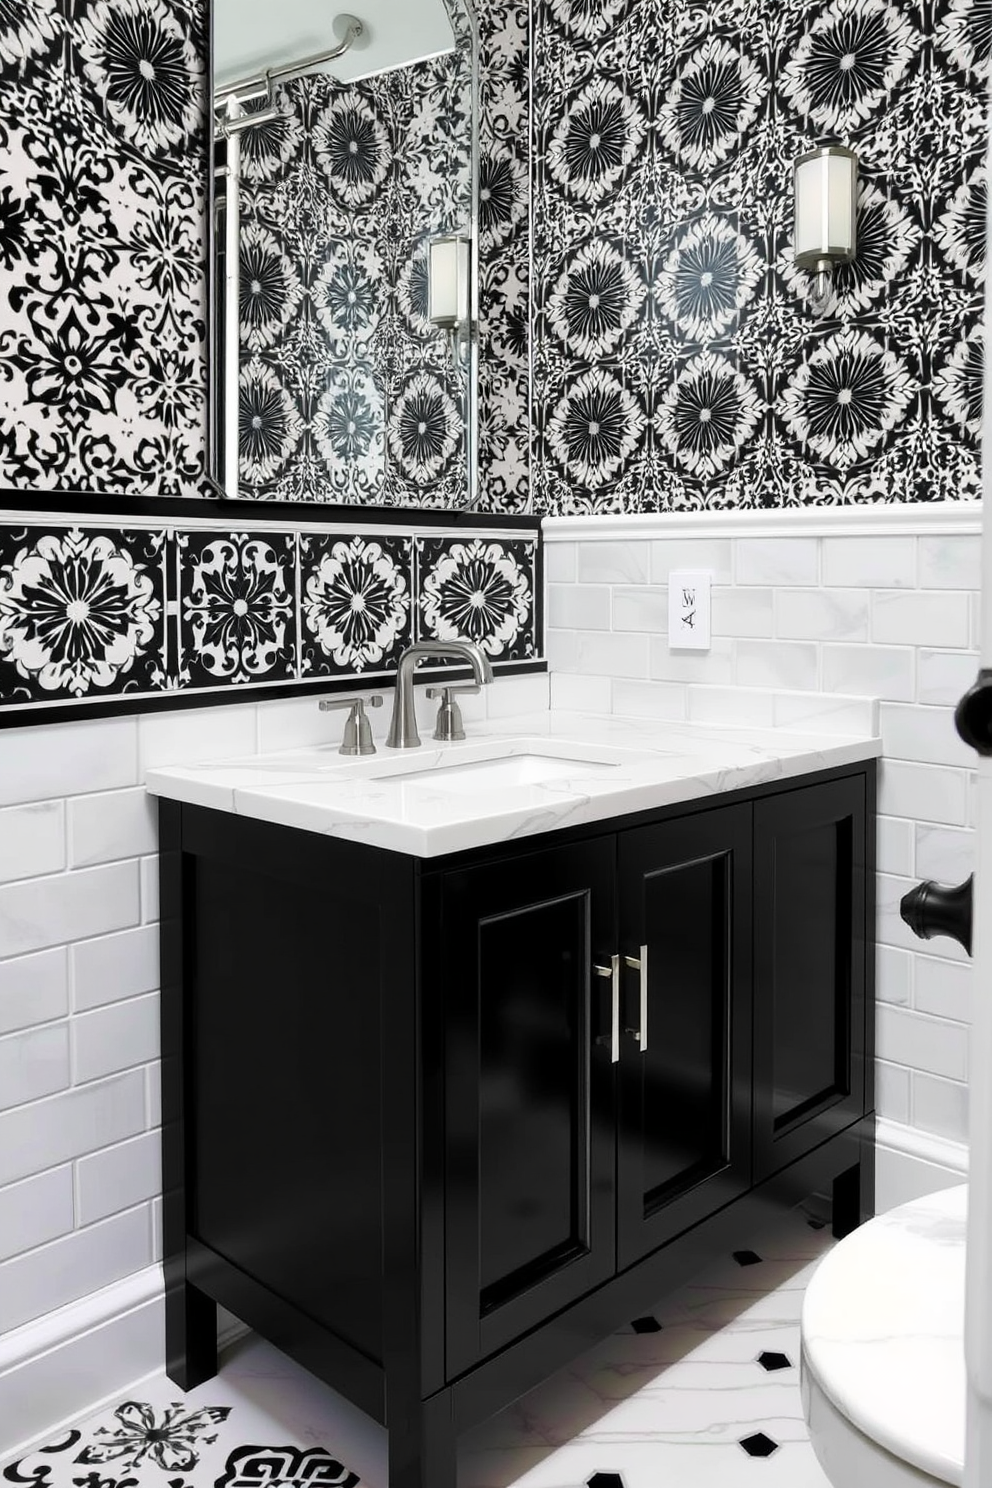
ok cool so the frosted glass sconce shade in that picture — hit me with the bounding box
[428,235,470,330]
[793,145,858,314]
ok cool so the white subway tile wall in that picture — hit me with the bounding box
[546,527,979,1152]
[0,678,552,1335]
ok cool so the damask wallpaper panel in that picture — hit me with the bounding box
[0,0,210,497]
[532,0,988,513]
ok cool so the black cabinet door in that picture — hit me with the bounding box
[441,838,617,1377]
[752,775,868,1181]
[616,806,753,1271]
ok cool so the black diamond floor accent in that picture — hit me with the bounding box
[587,1474,626,1488]
[630,1315,662,1333]
[739,1432,779,1458]
[758,1350,792,1372]
[733,1249,763,1266]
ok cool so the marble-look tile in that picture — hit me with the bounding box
[1,1211,839,1488]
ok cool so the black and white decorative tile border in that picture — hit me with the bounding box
[0,515,543,726]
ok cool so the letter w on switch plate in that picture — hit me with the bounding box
[669,570,712,650]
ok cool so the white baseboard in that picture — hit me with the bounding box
[0,1266,248,1466]
[875,1117,969,1214]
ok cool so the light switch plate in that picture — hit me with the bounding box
[669,570,712,650]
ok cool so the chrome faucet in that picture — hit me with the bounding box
[386,640,494,749]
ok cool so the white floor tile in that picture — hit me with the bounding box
[0,1209,839,1488]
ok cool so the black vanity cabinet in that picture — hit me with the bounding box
[752,775,869,1181]
[160,761,875,1488]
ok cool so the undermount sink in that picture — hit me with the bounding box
[375,749,623,793]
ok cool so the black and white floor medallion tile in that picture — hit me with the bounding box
[0,527,167,704]
[1,1396,359,1488]
[418,536,536,661]
[300,533,413,676]
[178,532,297,687]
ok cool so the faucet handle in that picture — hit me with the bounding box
[426,685,479,743]
[319,695,383,756]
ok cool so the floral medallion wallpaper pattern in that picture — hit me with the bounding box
[0,520,540,719]
[532,0,987,511]
[231,45,473,507]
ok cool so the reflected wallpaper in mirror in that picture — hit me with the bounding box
[212,0,476,509]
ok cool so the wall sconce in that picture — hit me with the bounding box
[428,234,471,363]
[794,144,858,316]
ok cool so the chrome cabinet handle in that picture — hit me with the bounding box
[624,945,649,1053]
[593,956,620,1063]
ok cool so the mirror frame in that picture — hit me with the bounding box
[205,0,481,516]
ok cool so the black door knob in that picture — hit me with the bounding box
[900,875,973,956]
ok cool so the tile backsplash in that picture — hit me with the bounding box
[546,510,980,1150]
[0,517,542,723]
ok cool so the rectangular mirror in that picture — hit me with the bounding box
[211,0,477,509]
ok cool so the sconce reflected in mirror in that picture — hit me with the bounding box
[794,144,858,316]
[428,234,471,365]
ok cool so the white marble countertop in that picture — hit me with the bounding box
[146,707,879,857]
[802,1183,966,1485]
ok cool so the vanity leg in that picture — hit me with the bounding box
[832,1140,875,1239]
[387,1396,457,1488]
[164,1271,217,1391]
[160,798,218,1390]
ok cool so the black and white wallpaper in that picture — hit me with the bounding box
[477,1,532,511]
[0,0,986,720]
[531,0,988,511]
[0,517,540,720]
[231,45,472,506]
[0,0,210,496]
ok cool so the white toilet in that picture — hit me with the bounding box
[801,1184,966,1486]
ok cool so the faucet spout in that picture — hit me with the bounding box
[386,639,493,749]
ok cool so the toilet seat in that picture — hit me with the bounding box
[800,1184,966,1487]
